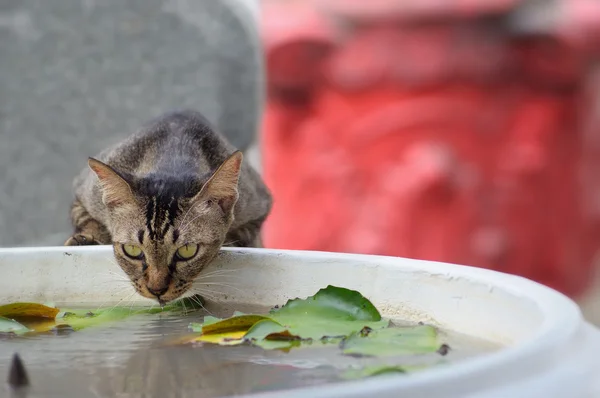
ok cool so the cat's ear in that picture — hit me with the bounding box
[195,151,243,214]
[88,158,135,208]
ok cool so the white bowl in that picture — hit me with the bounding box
[0,246,598,398]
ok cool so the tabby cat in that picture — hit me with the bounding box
[65,110,272,304]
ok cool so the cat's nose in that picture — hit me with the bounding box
[147,286,169,297]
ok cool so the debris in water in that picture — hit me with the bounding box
[359,326,373,337]
[51,324,75,336]
[0,332,17,340]
[437,343,451,356]
[7,353,29,388]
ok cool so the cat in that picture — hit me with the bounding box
[64,110,272,304]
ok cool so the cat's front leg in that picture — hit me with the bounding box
[64,233,101,246]
[64,199,111,246]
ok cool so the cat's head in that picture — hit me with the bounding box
[88,151,243,304]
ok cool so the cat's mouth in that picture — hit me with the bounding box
[135,280,191,305]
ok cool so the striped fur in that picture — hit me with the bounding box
[65,110,272,303]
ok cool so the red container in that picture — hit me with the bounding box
[259,0,600,299]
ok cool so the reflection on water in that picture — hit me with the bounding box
[0,302,500,398]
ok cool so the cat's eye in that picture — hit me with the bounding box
[176,244,199,261]
[122,244,143,259]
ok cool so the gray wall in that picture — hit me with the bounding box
[0,0,264,247]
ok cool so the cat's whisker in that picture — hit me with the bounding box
[198,269,239,275]
[194,277,243,284]
[104,268,128,277]
[222,240,239,247]
[95,272,131,283]
[94,285,136,312]
[195,282,243,293]
[95,279,131,285]
[189,294,214,316]
[192,286,229,298]
[103,291,137,315]
[195,272,241,281]
[127,295,140,315]
[195,273,243,281]
[136,302,157,316]
[190,287,219,301]
[101,256,122,268]
[180,297,189,315]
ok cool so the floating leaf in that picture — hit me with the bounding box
[192,330,247,346]
[342,365,407,379]
[56,309,131,330]
[17,318,58,334]
[243,319,298,350]
[55,295,204,331]
[190,286,389,349]
[266,285,389,340]
[189,316,222,332]
[0,294,206,338]
[253,339,300,351]
[0,317,29,335]
[273,285,382,321]
[0,303,60,320]
[269,314,388,341]
[244,319,288,340]
[342,325,440,357]
[201,315,270,335]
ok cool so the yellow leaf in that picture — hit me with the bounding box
[201,315,269,335]
[0,303,60,320]
[18,319,57,333]
[193,330,247,345]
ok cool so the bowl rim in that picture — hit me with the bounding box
[0,245,589,397]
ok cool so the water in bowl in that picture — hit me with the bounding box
[0,300,501,398]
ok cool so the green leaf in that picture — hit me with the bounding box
[273,285,381,321]
[253,339,300,351]
[342,325,440,357]
[57,308,147,331]
[270,313,388,341]
[244,320,301,350]
[244,319,287,340]
[190,286,389,348]
[267,285,388,340]
[0,294,205,337]
[0,317,30,335]
[342,363,443,380]
[342,365,407,379]
[56,295,204,331]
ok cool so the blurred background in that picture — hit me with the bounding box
[2,0,600,322]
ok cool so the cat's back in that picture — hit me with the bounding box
[96,109,235,176]
[74,110,271,226]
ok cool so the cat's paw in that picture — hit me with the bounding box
[64,234,101,246]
